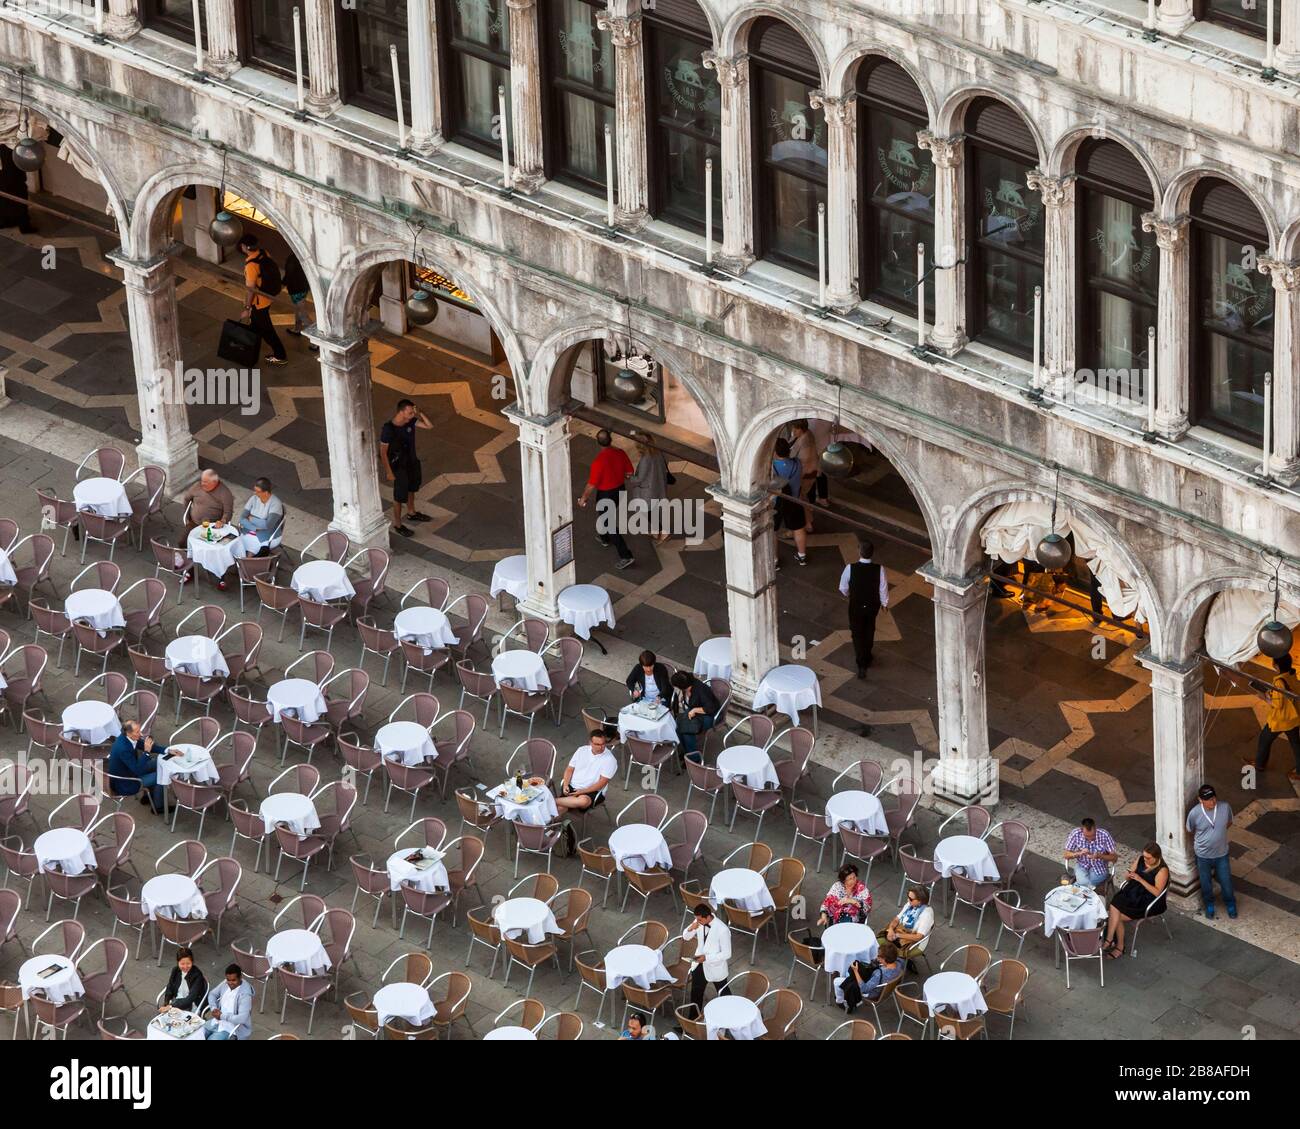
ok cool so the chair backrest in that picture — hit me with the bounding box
[1060,928,1104,957]
[858,759,884,793]
[942,943,992,979]
[156,838,208,877]
[403,576,451,610]
[0,517,18,554]
[269,763,321,797]
[395,817,448,851]
[388,691,441,728]
[285,649,335,685]
[617,793,668,829]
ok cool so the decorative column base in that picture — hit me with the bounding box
[330,506,391,550]
[104,14,141,39]
[825,288,859,315]
[510,170,546,195]
[928,330,967,356]
[204,54,242,79]
[1155,410,1190,442]
[138,432,200,495]
[1155,10,1195,36]
[614,206,650,233]
[929,756,1000,807]
[713,251,754,276]
[409,131,443,156]
[305,93,342,118]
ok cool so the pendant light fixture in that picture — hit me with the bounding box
[11,73,46,173]
[1036,465,1073,570]
[609,297,646,404]
[207,147,243,248]
[1258,555,1294,659]
[403,223,438,326]
[821,380,856,478]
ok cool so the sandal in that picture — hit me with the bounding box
[1106,945,1124,959]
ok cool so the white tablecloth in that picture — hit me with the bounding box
[19,954,84,1004]
[165,635,230,678]
[821,922,879,1003]
[604,944,672,991]
[704,995,767,1041]
[493,897,562,944]
[394,606,457,653]
[489,554,529,602]
[484,1026,536,1040]
[488,781,559,826]
[491,649,552,691]
[693,636,733,682]
[1043,886,1108,937]
[186,525,254,579]
[374,982,435,1028]
[266,928,331,975]
[608,823,672,874]
[34,827,96,875]
[716,745,780,791]
[556,584,615,641]
[65,588,125,635]
[825,790,888,836]
[752,664,822,726]
[147,1013,207,1040]
[74,476,130,518]
[934,835,1001,882]
[386,847,449,893]
[375,721,436,767]
[291,560,356,602]
[266,678,327,724]
[618,703,677,745]
[923,971,988,1020]
[259,793,321,836]
[61,700,121,745]
[140,873,207,921]
[0,547,16,586]
[156,743,220,786]
[710,868,775,914]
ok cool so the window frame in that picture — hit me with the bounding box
[1194,0,1280,41]
[541,0,617,194]
[436,0,513,155]
[337,1,413,121]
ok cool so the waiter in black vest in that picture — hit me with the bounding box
[839,537,890,679]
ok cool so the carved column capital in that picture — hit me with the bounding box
[808,90,856,127]
[703,51,749,89]
[917,130,963,170]
[596,10,642,48]
[1025,169,1075,208]
[1259,256,1300,292]
[1141,212,1190,253]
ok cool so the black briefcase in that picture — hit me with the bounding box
[217,318,260,368]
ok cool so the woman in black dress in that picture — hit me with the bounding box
[1104,842,1168,958]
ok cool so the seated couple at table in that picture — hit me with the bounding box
[876,886,935,972]
[1103,842,1169,959]
[627,654,719,765]
[107,720,165,814]
[203,964,255,1040]
[181,471,284,588]
[160,947,208,1014]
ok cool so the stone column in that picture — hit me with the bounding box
[303,0,341,116]
[598,4,649,230]
[408,0,442,152]
[105,0,141,40]
[1259,256,1300,480]
[107,250,200,492]
[1141,212,1191,439]
[703,51,754,273]
[1026,169,1076,389]
[378,263,409,335]
[203,0,241,77]
[505,406,575,620]
[710,485,780,709]
[507,0,546,193]
[311,335,390,548]
[1155,0,1194,36]
[918,564,996,805]
[917,131,967,354]
[809,90,858,312]
[1280,2,1300,75]
[1138,651,1203,897]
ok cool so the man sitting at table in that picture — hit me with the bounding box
[877,886,935,973]
[626,649,671,705]
[669,671,719,765]
[238,477,285,555]
[107,720,163,814]
[180,469,236,587]
[1062,816,1118,889]
[555,730,619,813]
[204,964,255,1040]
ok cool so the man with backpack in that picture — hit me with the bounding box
[238,234,287,366]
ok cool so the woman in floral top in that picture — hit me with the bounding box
[818,863,872,926]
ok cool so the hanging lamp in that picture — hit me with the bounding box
[1258,555,1294,659]
[1036,465,1073,570]
[403,223,438,326]
[11,74,46,173]
[207,148,243,248]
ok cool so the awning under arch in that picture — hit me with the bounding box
[1203,588,1300,667]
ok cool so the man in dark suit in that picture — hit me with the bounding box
[107,720,163,813]
[626,650,672,705]
[670,671,720,765]
[838,536,889,678]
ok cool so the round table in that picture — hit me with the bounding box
[618,703,677,745]
[394,606,457,652]
[821,922,880,1003]
[0,547,16,586]
[608,823,672,874]
[934,835,1001,882]
[375,721,436,767]
[64,588,125,635]
[259,792,321,837]
[60,700,121,745]
[140,873,207,921]
[716,745,780,790]
[186,525,251,579]
[34,827,96,875]
[752,664,822,727]
[165,635,230,678]
[556,583,615,641]
[386,847,449,893]
[604,944,672,992]
[489,554,529,603]
[266,928,331,975]
[291,560,356,602]
[824,790,888,836]
[709,868,775,914]
[693,636,733,682]
[922,971,988,1020]
[488,781,559,827]
[266,678,327,724]
[74,476,131,518]
[703,995,767,1041]
[156,743,220,786]
[493,897,562,944]
[19,954,84,1004]
[484,1026,536,1041]
[491,650,552,691]
[148,1013,207,1040]
[374,982,435,1029]
[1043,885,1108,937]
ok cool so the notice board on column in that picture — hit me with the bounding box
[552,522,574,571]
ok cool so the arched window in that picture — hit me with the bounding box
[1190,179,1274,442]
[856,58,933,315]
[437,0,512,154]
[543,0,615,192]
[1075,140,1158,399]
[339,2,411,120]
[750,18,826,276]
[1196,0,1280,39]
[644,0,720,232]
[965,98,1044,357]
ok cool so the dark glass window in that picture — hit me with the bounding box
[244,1,297,76]
[144,0,206,40]
[339,1,411,121]
[1191,180,1275,442]
[544,0,615,192]
[857,59,933,316]
[1198,0,1280,39]
[966,98,1044,357]
[438,0,512,154]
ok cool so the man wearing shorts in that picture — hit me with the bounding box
[379,398,434,537]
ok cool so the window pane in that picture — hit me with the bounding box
[558,92,615,184]
[981,249,1044,352]
[761,71,827,182]
[1204,335,1272,436]
[1200,231,1274,340]
[1085,193,1158,298]
[1090,291,1152,399]
[661,133,721,231]
[456,56,512,147]
[553,0,614,94]
[649,27,721,230]
[875,208,934,315]
[653,31,720,137]
[452,0,510,52]
[148,0,202,33]
[1204,0,1279,35]
[867,110,933,221]
[248,1,298,72]
[976,150,1043,258]
[767,168,826,270]
[354,0,410,115]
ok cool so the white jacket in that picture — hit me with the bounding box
[685,918,732,982]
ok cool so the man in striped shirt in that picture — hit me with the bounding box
[1063,818,1118,888]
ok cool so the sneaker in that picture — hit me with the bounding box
[616,557,635,570]
[393,524,414,538]
[265,355,288,367]
[1227,908,1238,919]
[216,580,227,592]
[1204,905,1215,919]
[286,328,304,337]
[796,554,807,566]
[407,512,432,523]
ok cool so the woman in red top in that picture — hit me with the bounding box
[578,430,635,568]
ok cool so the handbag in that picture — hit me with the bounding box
[217,318,260,368]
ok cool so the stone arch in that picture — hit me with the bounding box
[1166,572,1300,666]
[1049,125,1163,200]
[937,85,1048,164]
[829,45,938,119]
[1162,164,1281,252]
[673,0,724,43]
[720,3,831,85]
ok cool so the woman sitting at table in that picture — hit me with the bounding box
[626,649,672,705]
[160,947,207,1014]
[1104,841,1169,958]
[203,964,255,1040]
[238,477,285,555]
[817,863,872,926]
[840,941,905,1014]
[669,671,719,766]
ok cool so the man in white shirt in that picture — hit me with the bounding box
[684,903,732,1011]
[555,730,619,812]
[838,536,890,679]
